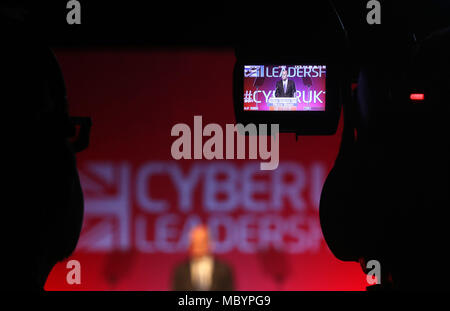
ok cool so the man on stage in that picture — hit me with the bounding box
[171,225,234,291]
[275,68,296,97]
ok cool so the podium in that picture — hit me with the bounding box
[267,97,298,111]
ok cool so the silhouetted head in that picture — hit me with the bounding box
[2,34,85,291]
[319,25,450,290]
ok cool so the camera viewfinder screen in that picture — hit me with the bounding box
[243,65,326,111]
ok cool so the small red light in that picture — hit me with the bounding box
[410,93,425,101]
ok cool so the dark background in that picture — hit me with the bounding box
[4,1,450,47]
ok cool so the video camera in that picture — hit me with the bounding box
[232,0,450,290]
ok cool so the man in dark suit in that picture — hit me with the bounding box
[172,225,234,291]
[275,68,296,97]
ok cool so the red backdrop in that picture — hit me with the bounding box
[44,49,366,291]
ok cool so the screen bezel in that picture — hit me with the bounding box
[233,60,342,135]
[242,64,327,112]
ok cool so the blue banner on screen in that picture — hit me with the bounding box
[244,65,327,111]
